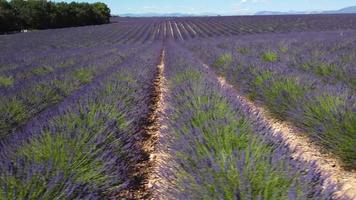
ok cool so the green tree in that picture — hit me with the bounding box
[1,0,111,33]
[0,0,20,32]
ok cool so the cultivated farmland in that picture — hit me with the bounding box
[0,14,355,199]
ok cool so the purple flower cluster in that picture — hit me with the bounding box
[0,41,162,198]
[153,41,337,199]
[1,14,356,199]
[182,30,356,168]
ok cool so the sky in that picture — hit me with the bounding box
[55,0,356,15]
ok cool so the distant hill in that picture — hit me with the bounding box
[119,12,219,17]
[255,11,313,15]
[120,13,195,17]
[323,6,356,14]
[255,6,356,15]
[117,6,356,17]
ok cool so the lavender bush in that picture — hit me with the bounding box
[0,44,161,199]
[182,30,356,168]
[155,42,336,199]
[1,14,355,199]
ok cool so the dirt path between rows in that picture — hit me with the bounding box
[149,49,177,199]
[201,63,356,200]
[146,48,170,199]
[114,49,166,199]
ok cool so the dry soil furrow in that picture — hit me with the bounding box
[145,48,169,199]
[148,49,177,200]
[114,49,166,199]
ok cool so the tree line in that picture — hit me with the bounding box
[0,0,111,33]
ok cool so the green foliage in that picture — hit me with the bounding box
[301,62,311,71]
[171,69,202,85]
[213,53,233,69]
[301,95,356,167]
[0,0,21,32]
[18,132,108,184]
[262,51,278,62]
[1,0,111,33]
[35,83,63,103]
[192,102,291,199]
[31,66,54,75]
[0,99,28,137]
[351,78,356,88]
[248,70,273,100]
[0,65,144,198]
[314,63,336,76]
[73,69,93,84]
[279,46,288,53]
[237,47,250,55]
[0,76,14,87]
[301,62,344,81]
[92,2,111,24]
[340,54,352,64]
[264,78,305,118]
[10,99,126,199]
[171,69,298,199]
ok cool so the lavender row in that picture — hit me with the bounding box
[0,44,118,73]
[182,30,356,168]
[154,42,336,199]
[0,23,130,54]
[2,14,356,56]
[0,25,138,76]
[0,44,144,93]
[0,23,149,69]
[0,44,145,140]
[0,18,160,58]
[0,43,136,78]
[183,31,356,89]
[0,43,161,199]
[174,14,356,38]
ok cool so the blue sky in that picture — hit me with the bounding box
[56,0,356,15]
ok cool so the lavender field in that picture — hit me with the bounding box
[0,14,355,199]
